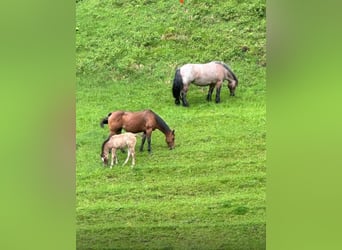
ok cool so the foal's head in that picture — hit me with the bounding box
[100,137,110,166]
[100,152,109,166]
[166,130,175,150]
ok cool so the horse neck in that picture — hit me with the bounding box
[101,139,111,157]
[219,62,237,83]
[154,114,171,136]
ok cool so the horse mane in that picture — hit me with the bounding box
[214,61,238,85]
[149,110,171,133]
[101,136,111,155]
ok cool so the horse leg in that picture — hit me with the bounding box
[110,150,114,168]
[110,148,117,168]
[146,130,152,153]
[215,82,222,103]
[207,84,215,101]
[123,149,130,166]
[131,149,135,167]
[140,132,146,152]
[181,87,189,107]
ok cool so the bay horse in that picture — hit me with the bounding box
[101,132,137,168]
[100,109,175,153]
[172,61,238,106]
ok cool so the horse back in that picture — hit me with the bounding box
[109,133,136,149]
[123,110,154,133]
[181,62,224,85]
[107,110,157,133]
[108,111,125,126]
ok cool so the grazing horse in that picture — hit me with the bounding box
[172,61,238,106]
[100,109,175,153]
[101,132,137,168]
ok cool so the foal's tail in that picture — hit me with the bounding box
[100,112,111,128]
[172,68,183,105]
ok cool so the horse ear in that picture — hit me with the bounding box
[172,130,175,135]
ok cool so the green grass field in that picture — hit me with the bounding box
[76,0,266,249]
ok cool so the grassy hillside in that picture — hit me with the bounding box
[76,0,266,249]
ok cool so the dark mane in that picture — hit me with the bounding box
[149,110,171,133]
[101,136,111,155]
[214,61,238,84]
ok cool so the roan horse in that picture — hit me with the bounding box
[172,61,238,106]
[100,109,175,153]
[101,132,137,168]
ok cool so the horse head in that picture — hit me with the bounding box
[228,82,236,96]
[166,130,175,150]
[100,153,109,166]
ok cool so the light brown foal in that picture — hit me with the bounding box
[101,132,137,168]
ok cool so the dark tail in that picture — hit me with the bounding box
[100,112,111,128]
[172,68,183,105]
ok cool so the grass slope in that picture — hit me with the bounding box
[76,0,266,249]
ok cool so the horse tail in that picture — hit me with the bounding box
[172,68,183,104]
[100,112,111,128]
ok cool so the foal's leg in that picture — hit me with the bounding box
[131,149,135,167]
[122,148,130,166]
[110,148,117,168]
[207,84,215,101]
